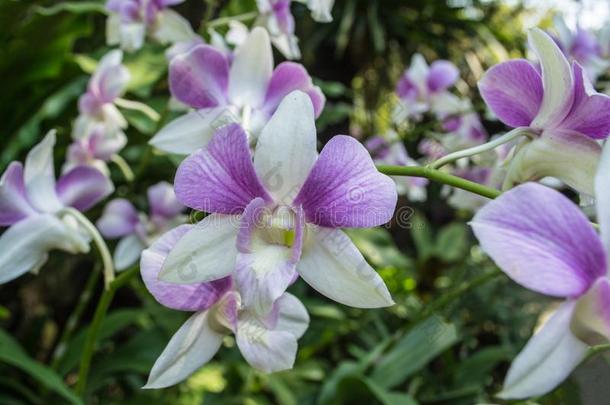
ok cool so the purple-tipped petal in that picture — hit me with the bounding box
[141,224,232,311]
[471,183,606,297]
[96,199,140,239]
[147,181,184,219]
[572,277,610,345]
[56,166,114,212]
[0,162,36,226]
[90,50,130,104]
[263,62,325,118]
[427,60,459,93]
[175,123,271,214]
[169,45,229,109]
[478,59,543,127]
[558,63,610,139]
[396,74,417,101]
[294,135,397,228]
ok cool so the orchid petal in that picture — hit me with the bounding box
[114,234,146,271]
[144,311,224,389]
[478,59,543,127]
[141,224,232,311]
[228,27,273,108]
[55,166,114,212]
[263,62,325,117]
[275,293,310,339]
[505,129,601,196]
[153,10,195,44]
[236,312,297,373]
[254,91,318,205]
[571,277,610,345]
[295,135,397,228]
[471,183,605,297]
[175,123,270,214]
[307,0,334,22]
[96,199,140,239]
[297,226,394,308]
[498,301,588,399]
[169,45,229,109]
[159,214,239,284]
[24,131,63,213]
[529,28,574,129]
[0,162,36,226]
[147,181,184,219]
[558,63,610,139]
[0,214,90,284]
[150,107,236,155]
[427,60,459,93]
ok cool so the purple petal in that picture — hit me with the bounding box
[396,74,417,100]
[294,135,397,228]
[478,59,543,127]
[147,181,184,219]
[140,224,232,311]
[96,199,140,239]
[471,183,606,297]
[169,45,229,109]
[272,0,295,34]
[174,123,271,214]
[427,60,459,93]
[56,166,114,212]
[263,62,325,118]
[0,162,36,226]
[558,63,610,139]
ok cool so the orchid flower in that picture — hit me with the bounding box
[365,134,428,201]
[64,124,127,176]
[551,16,608,82]
[0,131,114,284]
[150,28,325,155]
[74,50,130,143]
[296,0,334,22]
[440,112,487,152]
[394,54,464,122]
[470,141,610,399]
[478,28,610,197]
[140,225,309,388]
[106,0,195,52]
[97,182,185,271]
[256,0,301,60]
[157,91,396,316]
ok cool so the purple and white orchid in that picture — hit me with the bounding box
[74,50,130,143]
[140,225,309,388]
[64,125,127,176]
[478,28,610,197]
[97,181,185,271]
[394,54,465,123]
[470,141,610,399]
[256,0,301,60]
[150,28,325,155]
[157,91,396,315]
[0,131,114,284]
[106,0,195,52]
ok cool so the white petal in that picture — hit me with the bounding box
[159,214,239,284]
[236,312,297,373]
[0,214,90,284]
[297,226,394,308]
[150,107,235,155]
[275,293,310,339]
[106,15,121,46]
[120,22,146,53]
[144,311,224,389]
[24,131,63,213]
[595,141,610,254]
[498,301,588,399]
[408,54,430,97]
[114,234,146,271]
[228,27,273,108]
[270,33,301,60]
[153,10,196,44]
[528,28,574,129]
[253,91,317,204]
[307,0,334,22]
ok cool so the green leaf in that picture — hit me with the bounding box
[435,223,469,262]
[370,316,459,389]
[410,213,434,261]
[32,2,107,16]
[0,329,82,405]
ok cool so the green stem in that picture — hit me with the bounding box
[377,165,501,199]
[114,98,160,122]
[429,126,531,169]
[110,154,135,182]
[586,343,610,361]
[74,266,139,396]
[51,265,101,370]
[206,11,258,29]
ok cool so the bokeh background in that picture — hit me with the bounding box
[1,0,609,403]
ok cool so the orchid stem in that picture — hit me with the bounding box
[377,165,501,199]
[115,98,160,122]
[110,154,135,182]
[62,208,115,288]
[74,266,139,396]
[429,126,531,169]
[207,11,258,29]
